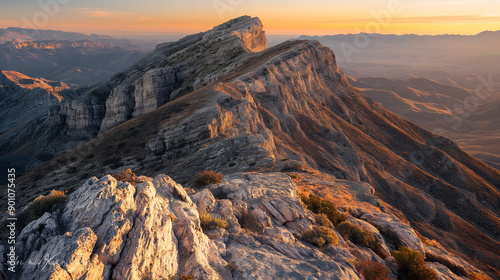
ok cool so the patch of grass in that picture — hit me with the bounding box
[17,190,67,232]
[193,170,223,188]
[355,258,390,280]
[199,211,228,231]
[168,274,194,280]
[299,193,347,226]
[288,174,302,180]
[301,226,338,247]
[315,213,332,228]
[392,247,437,280]
[336,222,380,252]
[281,162,307,172]
[113,169,140,186]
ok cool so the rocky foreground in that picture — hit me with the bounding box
[2,172,483,279]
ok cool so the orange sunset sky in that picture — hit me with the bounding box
[1,0,500,36]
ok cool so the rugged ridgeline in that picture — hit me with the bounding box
[0,71,78,174]
[0,16,267,176]
[5,16,500,279]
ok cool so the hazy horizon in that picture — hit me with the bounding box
[2,0,500,36]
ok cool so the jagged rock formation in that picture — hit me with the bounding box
[0,16,267,176]
[13,173,361,280]
[0,70,77,173]
[11,172,485,280]
[8,16,500,278]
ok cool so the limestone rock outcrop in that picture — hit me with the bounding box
[13,173,364,280]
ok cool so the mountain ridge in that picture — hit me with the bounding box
[3,16,500,279]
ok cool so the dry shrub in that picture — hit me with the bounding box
[299,193,347,226]
[301,226,338,247]
[193,170,223,188]
[199,211,228,231]
[168,274,194,280]
[113,169,140,186]
[237,208,264,234]
[355,258,390,280]
[392,247,437,280]
[336,222,380,252]
[288,173,302,180]
[18,190,67,230]
[315,213,332,228]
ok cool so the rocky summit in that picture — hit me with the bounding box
[2,16,500,279]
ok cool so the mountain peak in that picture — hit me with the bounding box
[203,16,267,52]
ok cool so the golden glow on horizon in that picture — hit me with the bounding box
[1,1,500,36]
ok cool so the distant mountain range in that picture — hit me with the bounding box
[299,31,500,86]
[0,28,156,86]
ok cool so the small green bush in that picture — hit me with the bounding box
[299,193,347,226]
[301,226,338,247]
[392,247,437,280]
[355,258,390,280]
[199,211,228,231]
[336,222,380,251]
[193,170,223,188]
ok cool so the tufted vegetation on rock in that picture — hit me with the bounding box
[18,190,67,231]
[301,225,338,247]
[392,247,437,280]
[113,168,140,186]
[199,211,228,231]
[336,222,380,252]
[237,208,265,234]
[299,193,347,226]
[354,258,390,280]
[193,170,223,188]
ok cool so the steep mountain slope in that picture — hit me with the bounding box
[350,77,500,169]
[0,70,77,174]
[6,16,500,278]
[0,16,267,177]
